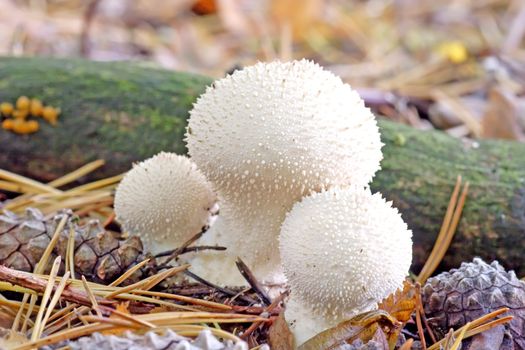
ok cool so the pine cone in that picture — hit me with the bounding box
[422,258,525,350]
[0,208,145,284]
[40,329,249,350]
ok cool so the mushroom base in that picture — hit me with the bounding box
[284,295,377,346]
[188,213,287,287]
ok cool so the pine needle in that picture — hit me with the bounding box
[31,256,62,341]
[108,259,150,287]
[13,214,69,334]
[427,308,511,350]
[449,322,470,350]
[65,174,124,195]
[38,271,71,338]
[417,176,469,283]
[141,265,190,290]
[81,276,102,318]
[398,338,414,350]
[36,214,69,275]
[0,169,62,195]
[108,307,157,329]
[0,180,41,194]
[66,227,76,280]
[48,160,105,188]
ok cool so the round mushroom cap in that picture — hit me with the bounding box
[114,152,217,254]
[279,186,412,321]
[186,60,382,204]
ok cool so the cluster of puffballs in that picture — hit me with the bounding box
[114,60,413,345]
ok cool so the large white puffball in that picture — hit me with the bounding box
[186,59,383,206]
[184,60,383,285]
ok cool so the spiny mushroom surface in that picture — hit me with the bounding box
[279,186,412,345]
[185,59,383,285]
[114,152,217,255]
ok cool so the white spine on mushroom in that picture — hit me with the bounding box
[186,60,383,285]
[114,152,217,255]
[279,186,412,345]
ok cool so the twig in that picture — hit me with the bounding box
[235,258,271,306]
[184,270,255,304]
[240,291,287,340]
[0,265,115,309]
[159,226,211,266]
[102,211,116,228]
[154,245,227,259]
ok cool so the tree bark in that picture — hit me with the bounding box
[1,57,524,275]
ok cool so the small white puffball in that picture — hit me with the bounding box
[280,186,412,344]
[186,59,382,203]
[114,152,217,255]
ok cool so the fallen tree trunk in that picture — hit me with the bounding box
[1,57,524,275]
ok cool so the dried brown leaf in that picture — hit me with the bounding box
[481,87,525,141]
[268,311,294,350]
[299,310,401,350]
[377,280,417,324]
[114,302,131,315]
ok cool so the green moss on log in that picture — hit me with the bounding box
[0,57,212,179]
[1,57,524,275]
[373,121,525,275]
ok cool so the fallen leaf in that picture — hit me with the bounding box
[268,311,295,350]
[481,87,525,141]
[114,301,131,315]
[378,280,417,325]
[299,310,401,350]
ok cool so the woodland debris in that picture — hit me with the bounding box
[0,208,145,284]
[423,258,525,349]
[39,329,250,350]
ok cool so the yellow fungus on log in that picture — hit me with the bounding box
[11,119,39,134]
[0,102,14,116]
[16,96,30,111]
[12,109,29,119]
[30,99,44,116]
[42,106,60,125]
[2,119,14,130]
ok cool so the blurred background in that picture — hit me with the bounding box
[1,0,524,140]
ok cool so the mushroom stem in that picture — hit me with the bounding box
[190,196,289,286]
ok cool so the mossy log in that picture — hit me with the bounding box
[1,57,524,275]
[0,57,210,180]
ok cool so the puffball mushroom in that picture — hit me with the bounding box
[279,186,412,345]
[114,152,217,255]
[186,59,383,285]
